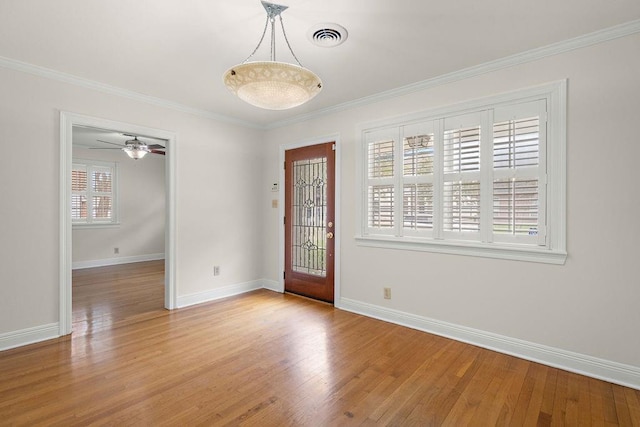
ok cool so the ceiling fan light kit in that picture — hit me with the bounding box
[122,136,151,160]
[123,145,150,160]
[223,1,322,110]
[92,135,165,159]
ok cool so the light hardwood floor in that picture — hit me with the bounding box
[1,261,639,425]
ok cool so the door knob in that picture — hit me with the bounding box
[326,232,334,239]
[328,221,333,228]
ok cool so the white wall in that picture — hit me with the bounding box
[71,146,165,266]
[0,65,263,335]
[261,33,640,371]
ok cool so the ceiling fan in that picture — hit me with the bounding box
[91,135,165,160]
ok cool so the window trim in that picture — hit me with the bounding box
[72,158,120,229]
[356,80,567,264]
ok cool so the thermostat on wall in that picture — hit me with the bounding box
[271,183,279,192]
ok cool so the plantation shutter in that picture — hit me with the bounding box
[492,100,546,244]
[72,164,88,221]
[442,113,482,239]
[72,160,117,225]
[402,121,435,236]
[365,128,397,233]
[91,166,113,222]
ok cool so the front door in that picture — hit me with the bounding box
[284,142,335,303]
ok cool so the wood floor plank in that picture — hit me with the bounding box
[603,379,623,425]
[623,387,640,427]
[537,367,559,425]
[612,385,634,426]
[511,362,548,426]
[551,369,571,425]
[1,261,639,425]
[589,377,608,426]
[576,374,593,426]
[476,354,530,425]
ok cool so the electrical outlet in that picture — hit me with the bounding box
[213,266,220,276]
[114,247,119,254]
[384,287,391,299]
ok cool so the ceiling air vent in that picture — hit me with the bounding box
[308,23,348,48]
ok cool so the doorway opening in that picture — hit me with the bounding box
[60,112,177,337]
[70,126,167,334]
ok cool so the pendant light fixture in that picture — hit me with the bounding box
[223,1,322,110]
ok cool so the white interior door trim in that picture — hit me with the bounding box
[59,111,178,335]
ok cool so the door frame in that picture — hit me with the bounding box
[59,111,177,336]
[278,134,341,306]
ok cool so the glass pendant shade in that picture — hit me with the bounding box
[222,1,322,110]
[223,61,322,110]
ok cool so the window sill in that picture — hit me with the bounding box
[72,223,121,230]
[355,235,567,265]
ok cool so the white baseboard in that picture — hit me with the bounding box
[0,323,60,352]
[177,279,269,308]
[261,279,282,293]
[337,297,640,391]
[72,253,165,270]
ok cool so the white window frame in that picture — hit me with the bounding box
[355,81,567,264]
[72,158,119,228]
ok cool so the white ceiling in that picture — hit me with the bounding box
[1,0,639,128]
[73,126,166,149]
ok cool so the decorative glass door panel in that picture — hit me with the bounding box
[292,157,327,277]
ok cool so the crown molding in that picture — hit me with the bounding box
[1,19,638,131]
[0,55,262,129]
[267,19,640,129]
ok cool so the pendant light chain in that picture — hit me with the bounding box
[270,16,276,61]
[242,13,304,67]
[242,16,270,64]
[279,14,304,67]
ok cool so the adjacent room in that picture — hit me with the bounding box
[1,0,639,424]
[71,126,166,334]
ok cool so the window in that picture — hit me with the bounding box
[72,160,118,226]
[357,81,566,264]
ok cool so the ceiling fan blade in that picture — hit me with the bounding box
[147,144,165,149]
[97,139,126,147]
[123,134,166,145]
[150,149,165,155]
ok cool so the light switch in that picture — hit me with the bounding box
[272,199,278,208]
